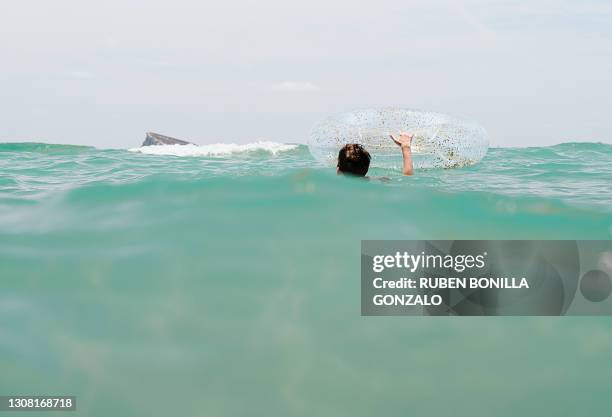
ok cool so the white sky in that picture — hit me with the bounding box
[1,0,611,147]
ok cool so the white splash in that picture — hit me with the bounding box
[129,142,298,157]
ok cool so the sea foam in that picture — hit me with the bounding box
[129,142,298,157]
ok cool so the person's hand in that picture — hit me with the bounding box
[390,132,413,149]
[390,132,414,175]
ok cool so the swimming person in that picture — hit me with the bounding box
[337,132,414,177]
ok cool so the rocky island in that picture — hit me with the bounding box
[142,132,194,146]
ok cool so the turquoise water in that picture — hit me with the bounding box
[1,141,611,416]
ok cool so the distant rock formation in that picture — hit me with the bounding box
[142,132,194,146]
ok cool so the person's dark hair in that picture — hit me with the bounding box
[337,144,371,176]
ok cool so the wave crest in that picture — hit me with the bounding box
[128,142,298,157]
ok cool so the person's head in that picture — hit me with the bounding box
[337,144,371,177]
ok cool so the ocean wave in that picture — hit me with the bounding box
[0,142,93,154]
[1,141,610,214]
[128,142,299,157]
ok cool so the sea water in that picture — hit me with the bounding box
[0,141,611,416]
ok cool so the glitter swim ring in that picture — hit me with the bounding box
[308,108,489,169]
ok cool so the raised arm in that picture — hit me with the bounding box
[390,133,414,176]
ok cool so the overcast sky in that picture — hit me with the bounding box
[1,0,611,148]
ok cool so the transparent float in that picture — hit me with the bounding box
[309,108,489,169]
